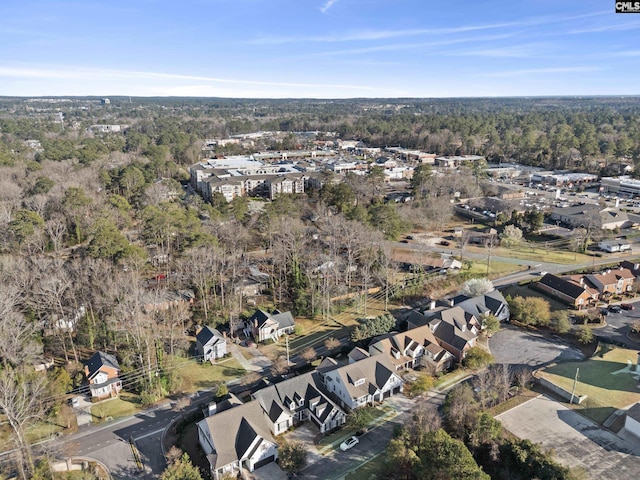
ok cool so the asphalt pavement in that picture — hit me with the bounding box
[594,299,640,349]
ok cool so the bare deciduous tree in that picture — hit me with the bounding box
[300,347,317,364]
[0,368,48,480]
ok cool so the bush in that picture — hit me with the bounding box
[463,347,494,369]
[577,325,594,344]
[551,311,571,334]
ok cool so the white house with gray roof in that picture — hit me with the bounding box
[319,355,403,410]
[195,326,227,362]
[252,371,346,435]
[197,401,279,479]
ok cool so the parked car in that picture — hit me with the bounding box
[440,240,450,246]
[340,436,359,451]
[608,305,622,313]
[600,308,610,316]
[621,303,635,310]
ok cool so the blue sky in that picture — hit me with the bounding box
[1,0,639,98]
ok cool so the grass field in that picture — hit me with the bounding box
[466,259,524,277]
[168,355,245,392]
[538,345,640,424]
[91,392,141,423]
[466,244,593,265]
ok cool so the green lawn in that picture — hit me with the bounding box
[466,260,524,277]
[168,355,246,393]
[91,392,142,423]
[538,346,640,424]
[467,245,593,265]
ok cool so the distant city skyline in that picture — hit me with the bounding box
[1,0,638,98]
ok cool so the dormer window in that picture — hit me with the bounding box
[354,378,365,387]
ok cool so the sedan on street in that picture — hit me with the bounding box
[339,436,359,451]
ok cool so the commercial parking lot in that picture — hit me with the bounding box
[496,395,640,478]
[595,299,640,348]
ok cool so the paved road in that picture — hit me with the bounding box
[51,390,220,479]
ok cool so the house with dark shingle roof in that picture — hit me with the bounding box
[253,371,346,435]
[536,273,594,310]
[368,325,453,373]
[196,326,227,362]
[452,289,511,323]
[248,309,295,343]
[197,401,278,479]
[84,351,122,400]
[318,354,403,410]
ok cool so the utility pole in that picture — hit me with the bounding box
[569,367,580,404]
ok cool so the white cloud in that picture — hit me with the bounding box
[0,65,400,97]
[479,66,599,78]
[320,0,338,14]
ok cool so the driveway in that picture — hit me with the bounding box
[489,325,584,369]
[496,394,640,478]
[228,343,272,372]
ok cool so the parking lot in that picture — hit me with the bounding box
[496,395,640,478]
[595,300,640,348]
[489,325,584,368]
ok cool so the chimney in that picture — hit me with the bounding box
[195,325,203,335]
[428,300,436,310]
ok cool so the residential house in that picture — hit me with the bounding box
[409,307,478,361]
[84,351,122,400]
[599,239,631,253]
[141,289,195,313]
[205,393,243,417]
[197,401,279,479]
[621,260,640,278]
[368,325,454,373]
[347,347,370,364]
[249,309,295,343]
[536,274,595,310]
[196,326,227,362]
[452,289,511,323]
[252,371,346,435]
[585,268,636,297]
[319,355,403,410]
[624,403,640,439]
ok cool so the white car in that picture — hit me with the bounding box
[339,436,359,451]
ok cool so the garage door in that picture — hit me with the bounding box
[253,455,275,470]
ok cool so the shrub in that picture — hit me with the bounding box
[463,347,494,369]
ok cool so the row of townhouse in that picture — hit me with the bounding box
[536,266,637,309]
[370,289,510,372]
[197,354,402,478]
[194,291,509,478]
